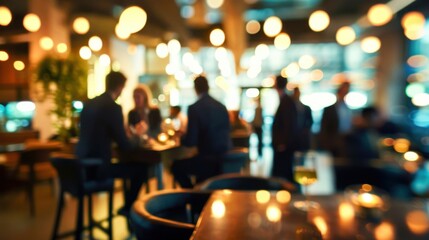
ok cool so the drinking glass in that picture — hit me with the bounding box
[293,151,320,211]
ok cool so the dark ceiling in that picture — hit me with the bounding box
[1,0,429,48]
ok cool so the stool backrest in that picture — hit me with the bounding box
[131,190,212,240]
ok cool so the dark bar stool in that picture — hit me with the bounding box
[50,156,114,240]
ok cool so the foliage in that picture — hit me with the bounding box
[36,55,88,142]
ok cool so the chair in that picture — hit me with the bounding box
[222,147,249,174]
[50,156,114,240]
[130,190,212,240]
[195,173,297,192]
[14,148,57,216]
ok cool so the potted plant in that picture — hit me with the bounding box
[36,55,88,142]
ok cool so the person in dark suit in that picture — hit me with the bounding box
[292,87,313,151]
[271,75,298,183]
[171,75,232,188]
[76,71,146,215]
[319,81,352,158]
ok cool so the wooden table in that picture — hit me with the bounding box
[117,139,181,190]
[192,191,429,240]
[0,140,63,215]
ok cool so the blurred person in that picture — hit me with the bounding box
[169,105,187,136]
[292,87,313,151]
[76,71,147,216]
[344,106,381,163]
[271,75,298,183]
[128,84,162,139]
[171,75,232,188]
[229,110,252,135]
[251,97,264,159]
[319,81,353,158]
[229,109,252,148]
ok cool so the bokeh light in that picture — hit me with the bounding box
[309,10,330,32]
[73,17,90,34]
[23,13,41,32]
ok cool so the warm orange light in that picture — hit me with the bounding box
[263,16,282,37]
[336,26,356,46]
[0,51,9,61]
[0,6,12,26]
[367,4,393,26]
[246,20,260,34]
[274,33,291,50]
[39,37,54,50]
[13,61,25,71]
[23,13,41,32]
[73,17,90,34]
[309,10,330,32]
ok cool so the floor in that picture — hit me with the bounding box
[0,133,335,240]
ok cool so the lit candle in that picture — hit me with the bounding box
[157,133,168,143]
[351,192,385,219]
[357,193,383,208]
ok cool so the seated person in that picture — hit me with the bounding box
[344,106,381,163]
[169,105,187,136]
[128,84,162,139]
[229,110,252,148]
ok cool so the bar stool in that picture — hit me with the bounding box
[50,156,114,240]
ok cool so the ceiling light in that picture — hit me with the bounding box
[367,4,393,26]
[156,43,169,58]
[88,36,102,52]
[210,28,225,47]
[361,36,381,53]
[309,10,330,32]
[168,39,181,54]
[0,6,12,26]
[206,0,224,9]
[246,20,260,34]
[274,33,291,50]
[263,16,282,37]
[336,26,356,46]
[14,61,25,71]
[401,11,425,29]
[73,17,90,34]
[23,13,41,32]
[0,51,9,61]
[79,46,92,60]
[115,24,130,40]
[404,28,425,40]
[39,37,54,50]
[119,6,147,34]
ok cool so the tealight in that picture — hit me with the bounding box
[157,133,168,143]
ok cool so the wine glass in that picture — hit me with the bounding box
[293,151,320,211]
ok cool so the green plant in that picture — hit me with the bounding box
[36,55,88,142]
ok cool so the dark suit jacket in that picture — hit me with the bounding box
[76,92,132,163]
[183,94,232,156]
[319,104,339,152]
[296,103,313,151]
[271,93,298,152]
